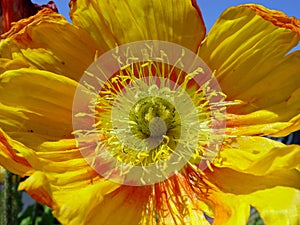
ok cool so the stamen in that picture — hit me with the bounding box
[72,40,228,186]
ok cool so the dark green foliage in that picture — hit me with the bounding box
[18,203,61,225]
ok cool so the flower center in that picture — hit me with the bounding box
[72,40,227,186]
[109,80,188,166]
[129,95,176,139]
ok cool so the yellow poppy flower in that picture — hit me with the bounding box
[0,1,300,225]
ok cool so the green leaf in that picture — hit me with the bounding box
[20,217,33,225]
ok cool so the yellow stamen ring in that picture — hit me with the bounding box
[72,40,226,186]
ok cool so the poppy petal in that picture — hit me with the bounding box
[199,4,300,136]
[1,9,99,81]
[69,0,205,51]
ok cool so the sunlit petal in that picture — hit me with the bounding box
[199,4,300,136]
[70,0,205,51]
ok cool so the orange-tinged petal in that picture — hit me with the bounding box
[147,173,211,225]
[0,68,76,138]
[0,8,99,81]
[19,171,120,225]
[69,0,205,52]
[0,129,32,175]
[0,129,96,186]
[86,186,151,225]
[199,4,300,136]
[18,171,54,207]
[1,128,122,224]
[205,191,250,225]
[246,4,300,35]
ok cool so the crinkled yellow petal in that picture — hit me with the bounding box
[206,157,300,224]
[205,134,300,223]
[54,181,120,225]
[0,58,30,74]
[1,128,123,224]
[240,186,300,225]
[0,8,99,81]
[199,4,300,136]
[69,0,205,52]
[0,129,98,187]
[205,168,300,224]
[0,68,76,138]
[227,110,300,137]
[209,180,300,224]
[216,136,300,175]
[19,171,120,225]
[0,67,84,177]
[206,166,300,196]
[246,144,300,175]
[206,187,300,225]
[274,113,300,137]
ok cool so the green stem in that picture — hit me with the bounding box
[31,201,38,225]
[2,170,19,225]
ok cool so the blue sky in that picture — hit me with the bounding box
[34,0,300,50]
[33,0,300,29]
